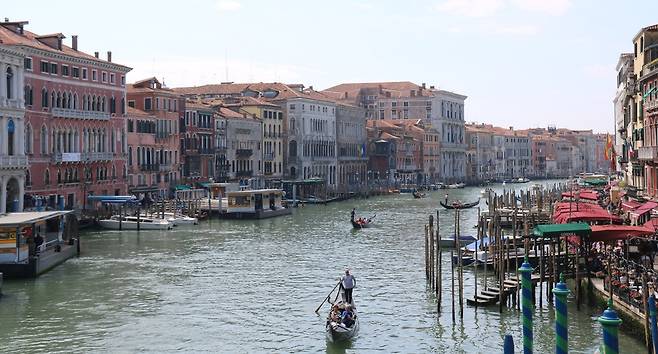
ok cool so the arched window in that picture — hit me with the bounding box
[67,92,72,109]
[44,169,50,185]
[51,91,55,108]
[24,123,32,154]
[57,169,61,184]
[40,125,48,154]
[7,120,15,156]
[73,93,77,109]
[41,88,48,108]
[6,67,13,99]
[110,97,116,114]
[26,170,31,186]
[24,85,33,106]
[56,91,62,108]
[121,97,125,114]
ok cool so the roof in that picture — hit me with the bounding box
[323,81,434,99]
[174,82,338,104]
[0,211,71,227]
[0,21,130,71]
[630,201,658,218]
[217,107,249,119]
[533,223,591,238]
[126,106,152,118]
[589,225,654,242]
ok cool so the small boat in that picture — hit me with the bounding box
[446,183,465,189]
[440,199,480,210]
[143,212,199,226]
[412,191,426,199]
[326,300,359,342]
[351,216,374,229]
[98,215,173,230]
[438,235,478,248]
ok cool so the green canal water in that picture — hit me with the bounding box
[0,181,646,353]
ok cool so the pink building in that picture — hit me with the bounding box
[0,20,131,209]
[127,78,184,196]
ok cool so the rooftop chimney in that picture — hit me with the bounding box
[422,83,426,89]
[107,51,112,62]
[72,35,78,51]
[430,85,435,89]
[94,51,99,58]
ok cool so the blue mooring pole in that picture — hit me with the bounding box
[598,298,622,354]
[504,334,515,354]
[649,295,658,354]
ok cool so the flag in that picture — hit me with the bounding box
[604,134,613,161]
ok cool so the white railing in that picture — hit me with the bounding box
[51,107,110,121]
[0,155,28,167]
[52,152,113,162]
[638,146,658,161]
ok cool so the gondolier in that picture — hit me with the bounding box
[341,269,356,304]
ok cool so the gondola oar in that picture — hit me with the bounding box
[315,280,342,313]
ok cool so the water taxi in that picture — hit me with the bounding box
[98,215,173,230]
[0,211,78,278]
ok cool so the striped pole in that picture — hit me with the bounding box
[552,273,570,354]
[598,298,622,354]
[519,256,533,354]
[649,295,658,354]
[504,334,515,354]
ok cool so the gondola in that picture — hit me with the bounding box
[326,300,359,342]
[412,191,426,199]
[440,199,480,210]
[351,216,374,229]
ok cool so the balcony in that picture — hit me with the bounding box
[236,170,253,177]
[646,99,658,112]
[236,149,253,157]
[198,148,214,155]
[160,164,173,172]
[638,146,658,161]
[0,98,23,110]
[51,107,110,121]
[264,152,275,161]
[0,155,28,168]
[139,164,159,172]
[52,152,113,163]
[156,131,173,140]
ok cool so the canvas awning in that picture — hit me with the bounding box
[533,223,592,238]
[561,190,598,201]
[621,200,642,211]
[0,211,72,227]
[589,225,654,242]
[630,201,658,218]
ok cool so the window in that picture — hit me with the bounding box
[392,101,397,107]
[379,110,384,119]
[82,68,88,80]
[101,72,107,83]
[403,101,409,107]
[128,100,135,108]
[24,57,32,71]
[40,60,49,73]
[403,109,409,119]
[144,98,152,111]
[92,70,97,81]
[121,75,125,86]
[24,85,33,105]
[50,62,58,75]
[72,67,80,78]
[110,73,115,84]
[5,67,12,99]
[61,65,69,76]
[290,104,295,110]
[41,88,48,107]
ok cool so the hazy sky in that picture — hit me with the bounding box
[7,0,658,132]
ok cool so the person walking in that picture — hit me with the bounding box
[342,269,356,304]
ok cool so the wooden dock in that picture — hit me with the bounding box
[467,274,543,306]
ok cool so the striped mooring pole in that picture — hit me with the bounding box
[649,295,658,354]
[552,273,569,354]
[598,298,622,354]
[519,256,533,354]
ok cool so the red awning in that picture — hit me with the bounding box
[630,201,658,218]
[644,218,658,231]
[589,225,654,242]
[562,190,598,201]
[621,200,642,211]
[554,212,622,224]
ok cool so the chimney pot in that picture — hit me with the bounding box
[94,51,99,58]
[107,51,112,62]
[72,35,78,51]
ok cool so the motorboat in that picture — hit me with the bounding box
[143,212,198,226]
[98,215,173,230]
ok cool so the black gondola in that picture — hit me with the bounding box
[440,199,480,210]
[412,191,426,199]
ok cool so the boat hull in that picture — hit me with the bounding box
[325,318,359,342]
[98,220,172,230]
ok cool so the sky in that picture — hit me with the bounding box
[6,0,658,133]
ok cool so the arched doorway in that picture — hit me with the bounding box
[6,177,19,212]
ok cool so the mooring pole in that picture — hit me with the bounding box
[553,273,569,354]
[520,256,533,354]
[504,334,515,354]
[649,295,658,354]
[598,299,622,354]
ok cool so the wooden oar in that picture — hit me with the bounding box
[315,280,342,313]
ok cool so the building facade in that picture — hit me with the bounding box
[181,102,215,182]
[0,21,131,210]
[335,103,367,193]
[0,44,27,212]
[637,25,658,197]
[217,106,263,187]
[614,53,634,179]
[127,77,183,194]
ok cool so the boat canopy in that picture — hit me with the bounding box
[533,223,591,239]
[87,195,136,201]
[0,211,72,227]
[465,237,491,252]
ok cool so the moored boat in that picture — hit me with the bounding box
[412,191,426,199]
[438,235,478,248]
[446,182,465,189]
[98,215,173,230]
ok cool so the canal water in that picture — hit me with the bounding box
[0,181,645,353]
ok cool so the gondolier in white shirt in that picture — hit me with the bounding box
[341,269,356,304]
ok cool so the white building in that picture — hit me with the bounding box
[614,53,634,180]
[0,44,27,212]
[428,89,467,182]
[217,106,263,188]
